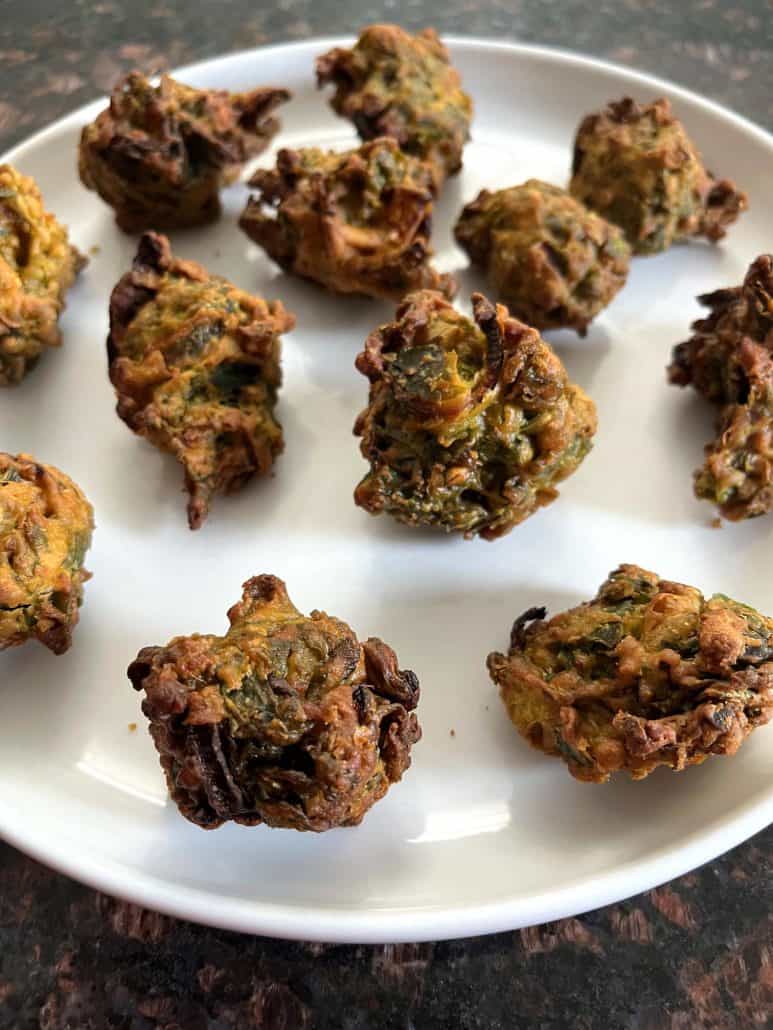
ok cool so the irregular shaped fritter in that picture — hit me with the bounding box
[316,24,472,190]
[669,255,773,404]
[0,165,85,386]
[693,339,773,520]
[669,257,773,520]
[79,71,290,232]
[239,138,455,301]
[353,290,597,539]
[0,453,94,655]
[569,97,747,255]
[454,180,631,334]
[128,574,421,831]
[108,232,294,529]
[487,564,773,782]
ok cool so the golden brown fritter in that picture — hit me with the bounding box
[239,138,455,301]
[79,71,290,232]
[669,256,773,520]
[0,165,85,386]
[454,180,631,334]
[669,255,773,404]
[353,290,597,539]
[488,564,773,782]
[570,97,747,255]
[317,24,472,190]
[693,339,773,520]
[108,232,295,529]
[0,453,94,655]
[128,574,421,831]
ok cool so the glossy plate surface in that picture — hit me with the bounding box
[1,38,771,943]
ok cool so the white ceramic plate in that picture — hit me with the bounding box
[1,37,771,944]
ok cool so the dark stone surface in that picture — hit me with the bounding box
[0,0,769,148]
[0,2,771,1027]
[1,829,771,1028]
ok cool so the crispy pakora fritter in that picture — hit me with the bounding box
[108,232,294,530]
[0,165,85,386]
[669,256,773,520]
[569,97,747,255]
[0,453,93,655]
[128,574,421,831]
[454,180,631,334]
[238,138,455,301]
[669,254,773,404]
[693,339,773,520]
[487,564,773,782]
[353,290,597,539]
[79,71,290,232]
[316,24,472,189]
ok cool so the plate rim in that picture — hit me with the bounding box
[0,784,770,943]
[1,35,771,944]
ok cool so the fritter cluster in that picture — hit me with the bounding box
[353,290,597,539]
[79,71,290,232]
[488,564,773,782]
[569,97,747,255]
[455,180,631,334]
[0,453,94,655]
[129,574,421,831]
[669,255,773,520]
[0,165,85,386]
[317,24,472,189]
[108,232,294,530]
[239,138,454,301]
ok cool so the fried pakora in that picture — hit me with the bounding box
[0,453,94,655]
[692,340,773,519]
[669,256,773,520]
[79,71,290,232]
[487,564,773,782]
[128,574,421,831]
[569,97,747,255]
[454,180,631,334]
[0,165,85,386]
[239,138,455,301]
[108,232,294,529]
[316,24,472,190]
[353,290,597,539]
[669,254,773,404]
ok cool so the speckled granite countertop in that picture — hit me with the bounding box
[1,2,772,1027]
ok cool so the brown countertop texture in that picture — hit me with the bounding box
[1,1,772,1027]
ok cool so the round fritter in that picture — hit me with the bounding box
[0,453,94,655]
[353,290,597,539]
[128,574,421,831]
[0,164,85,386]
[487,564,773,782]
[316,24,472,190]
[669,256,773,521]
[79,71,290,232]
[239,138,455,302]
[454,180,631,334]
[569,97,747,255]
[108,232,295,530]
